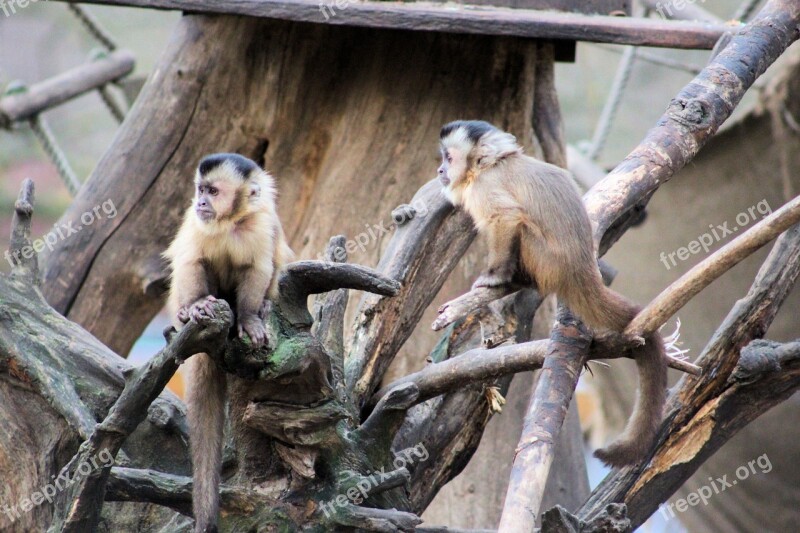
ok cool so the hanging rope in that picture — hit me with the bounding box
[733,0,763,22]
[67,4,118,51]
[587,45,637,161]
[97,85,126,123]
[592,44,702,75]
[29,115,81,196]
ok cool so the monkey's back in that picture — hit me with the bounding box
[493,156,597,295]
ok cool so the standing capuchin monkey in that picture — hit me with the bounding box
[437,120,667,467]
[164,153,294,532]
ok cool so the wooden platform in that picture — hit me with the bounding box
[59,0,734,49]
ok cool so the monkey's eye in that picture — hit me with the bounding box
[446,153,453,164]
[208,186,219,196]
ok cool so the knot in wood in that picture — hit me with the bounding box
[669,98,709,128]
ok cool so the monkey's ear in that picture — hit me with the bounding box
[475,131,521,169]
[249,183,261,198]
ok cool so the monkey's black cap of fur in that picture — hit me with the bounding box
[440,120,496,143]
[198,153,259,179]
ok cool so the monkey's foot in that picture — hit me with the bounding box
[238,314,268,347]
[485,386,506,413]
[472,272,513,290]
[189,296,218,322]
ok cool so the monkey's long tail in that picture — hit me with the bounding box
[563,279,667,468]
[186,353,227,533]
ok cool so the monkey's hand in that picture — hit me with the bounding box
[472,269,514,290]
[238,313,269,347]
[176,306,191,324]
[187,295,219,322]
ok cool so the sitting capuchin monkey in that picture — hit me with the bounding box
[437,120,667,467]
[164,153,293,532]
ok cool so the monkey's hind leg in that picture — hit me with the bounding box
[185,353,227,533]
[472,220,519,289]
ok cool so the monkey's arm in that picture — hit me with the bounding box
[236,264,273,346]
[473,218,518,290]
[171,259,215,324]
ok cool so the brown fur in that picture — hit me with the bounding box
[164,154,293,531]
[439,122,666,467]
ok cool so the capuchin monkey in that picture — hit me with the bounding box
[164,153,293,532]
[437,120,667,467]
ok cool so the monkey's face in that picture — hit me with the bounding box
[438,146,468,188]
[194,179,239,223]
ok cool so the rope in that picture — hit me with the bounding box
[67,4,118,51]
[97,85,126,123]
[587,45,637,161]
[29,115,81,196]
[593,44,701,75]
[733,0,763,22]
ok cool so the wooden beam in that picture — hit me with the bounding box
[0,50,134,127]
[55,0,731,50]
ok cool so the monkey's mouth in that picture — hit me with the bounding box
[195,208,215,222]
[438,175,450,186]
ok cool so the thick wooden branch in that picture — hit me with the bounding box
[357,383,420,443]
[0,50,134,127]
[330,504,422,532]
[56,0,729,49]
[105,466,283,517]
[577,222,800,529]
[347,181,476,407]
[626,194,800,337]
[49,299,233,533]
[312,236,350,373]
[585,0,800,250]
[498,307,592,531]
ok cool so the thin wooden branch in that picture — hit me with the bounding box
[431,286,517,331]
[56,0,729,50]
[626,194,800,337]
[50,299,233,533]
[370,333,699,410]
[6,178,39,284]
[279,260,401,327]
[578,222,800,529]
[0,50,134,127]
[432,260,616,331]
[497,307,592,532]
